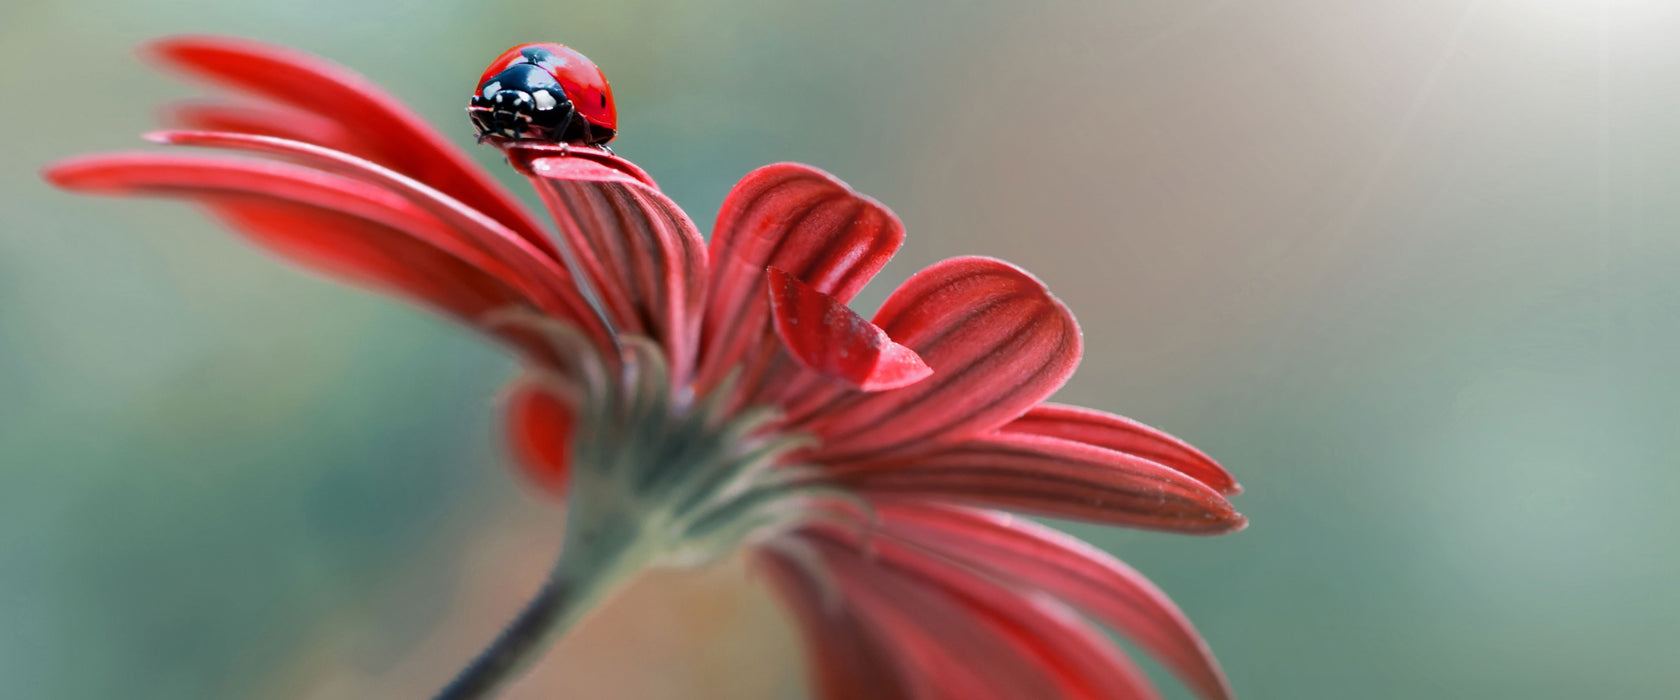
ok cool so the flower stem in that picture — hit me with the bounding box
[431,576,585,700]
[432,513,648,700]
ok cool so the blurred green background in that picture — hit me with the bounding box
[4,0,1678,697]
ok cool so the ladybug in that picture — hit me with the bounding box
[468,43,617,147]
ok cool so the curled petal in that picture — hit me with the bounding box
[807,531,1162,700]
[697,163,905,394]
[757,550,912,700]
[505,380,574,498]
[1005,403,1241,495]
[794,257,1081,463]
[767,267,931,392]
[148,35,550,254]
[516,154,708,381]
[825,432,1246,534]
[875,503,1237,700]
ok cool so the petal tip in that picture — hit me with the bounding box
[1192,487,1248,535]
[39,161,76,189]
[39,156,126,193]
[1206,511,1248,535]
[855,342,934,392]
[142,34,244,70]
[140,35,191,63]
[500,141,659,190]
[768,266,932,393]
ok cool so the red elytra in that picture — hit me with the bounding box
[474,43,617,143]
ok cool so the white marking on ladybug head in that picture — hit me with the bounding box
[533,91,557,111]
[482,81,502,97]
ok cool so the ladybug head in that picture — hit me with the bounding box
[469,63,576,142]
[468,44,617,146]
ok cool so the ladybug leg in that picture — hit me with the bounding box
[551,108,576,144]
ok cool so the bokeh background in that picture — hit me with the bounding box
[4,0,1678,697]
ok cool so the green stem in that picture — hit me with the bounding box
[432,514,646,700]
[431,575,586,700]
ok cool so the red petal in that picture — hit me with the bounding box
[208,199,512,314]
[808,531,1162,700]
[42,154,575,366]
[147,36,551,256]
[500,141,659,190]
[48,155,500,299]
[766,267,930,392]
[757,551,912,700]
[1005,403,1241,495]
[793,257,1081,463]
[696,163,905,395]
[166,101,353,151]
[876,503,1237,700]
[146,130,609,348]
[518,155,708,381]
[826,432,1246,534]
[818,549,1061,699]
[201,208,569,376]
[505,380,574,498]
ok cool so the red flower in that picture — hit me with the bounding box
[45,37,1246,700]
